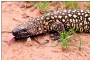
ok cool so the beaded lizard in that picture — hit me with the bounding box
[4,10,90,45]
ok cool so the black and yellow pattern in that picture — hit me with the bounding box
[12,10,90,39]
[34,10,90,34]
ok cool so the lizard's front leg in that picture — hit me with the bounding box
[50,21,65,42]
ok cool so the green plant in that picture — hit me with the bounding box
[63,1,70,9]
[52,27,81,49]
[63,1,80,10]
[60,32,74,49]
[29,1,54,14]
[78,40,81,49]
[84,2,90,10]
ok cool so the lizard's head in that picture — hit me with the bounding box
[12,20,37,40]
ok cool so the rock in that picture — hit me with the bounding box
[25,37,32,46]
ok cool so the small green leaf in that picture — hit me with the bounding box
[29,1,38,7]
[78,40,82,49]
[51,42,61,47]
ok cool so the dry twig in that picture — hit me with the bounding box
[62,53,74,60]
[77,50,83,57]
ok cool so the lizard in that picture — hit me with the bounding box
[4,10,90,45]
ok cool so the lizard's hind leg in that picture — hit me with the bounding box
[50,22,65,42]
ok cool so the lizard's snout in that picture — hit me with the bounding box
[12,29,18,36]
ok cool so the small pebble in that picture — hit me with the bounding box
[50,34,54,37]
[25,37,32,46]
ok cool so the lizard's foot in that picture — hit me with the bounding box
[50,33,61,42]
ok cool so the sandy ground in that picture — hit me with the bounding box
[2,1,90,60]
